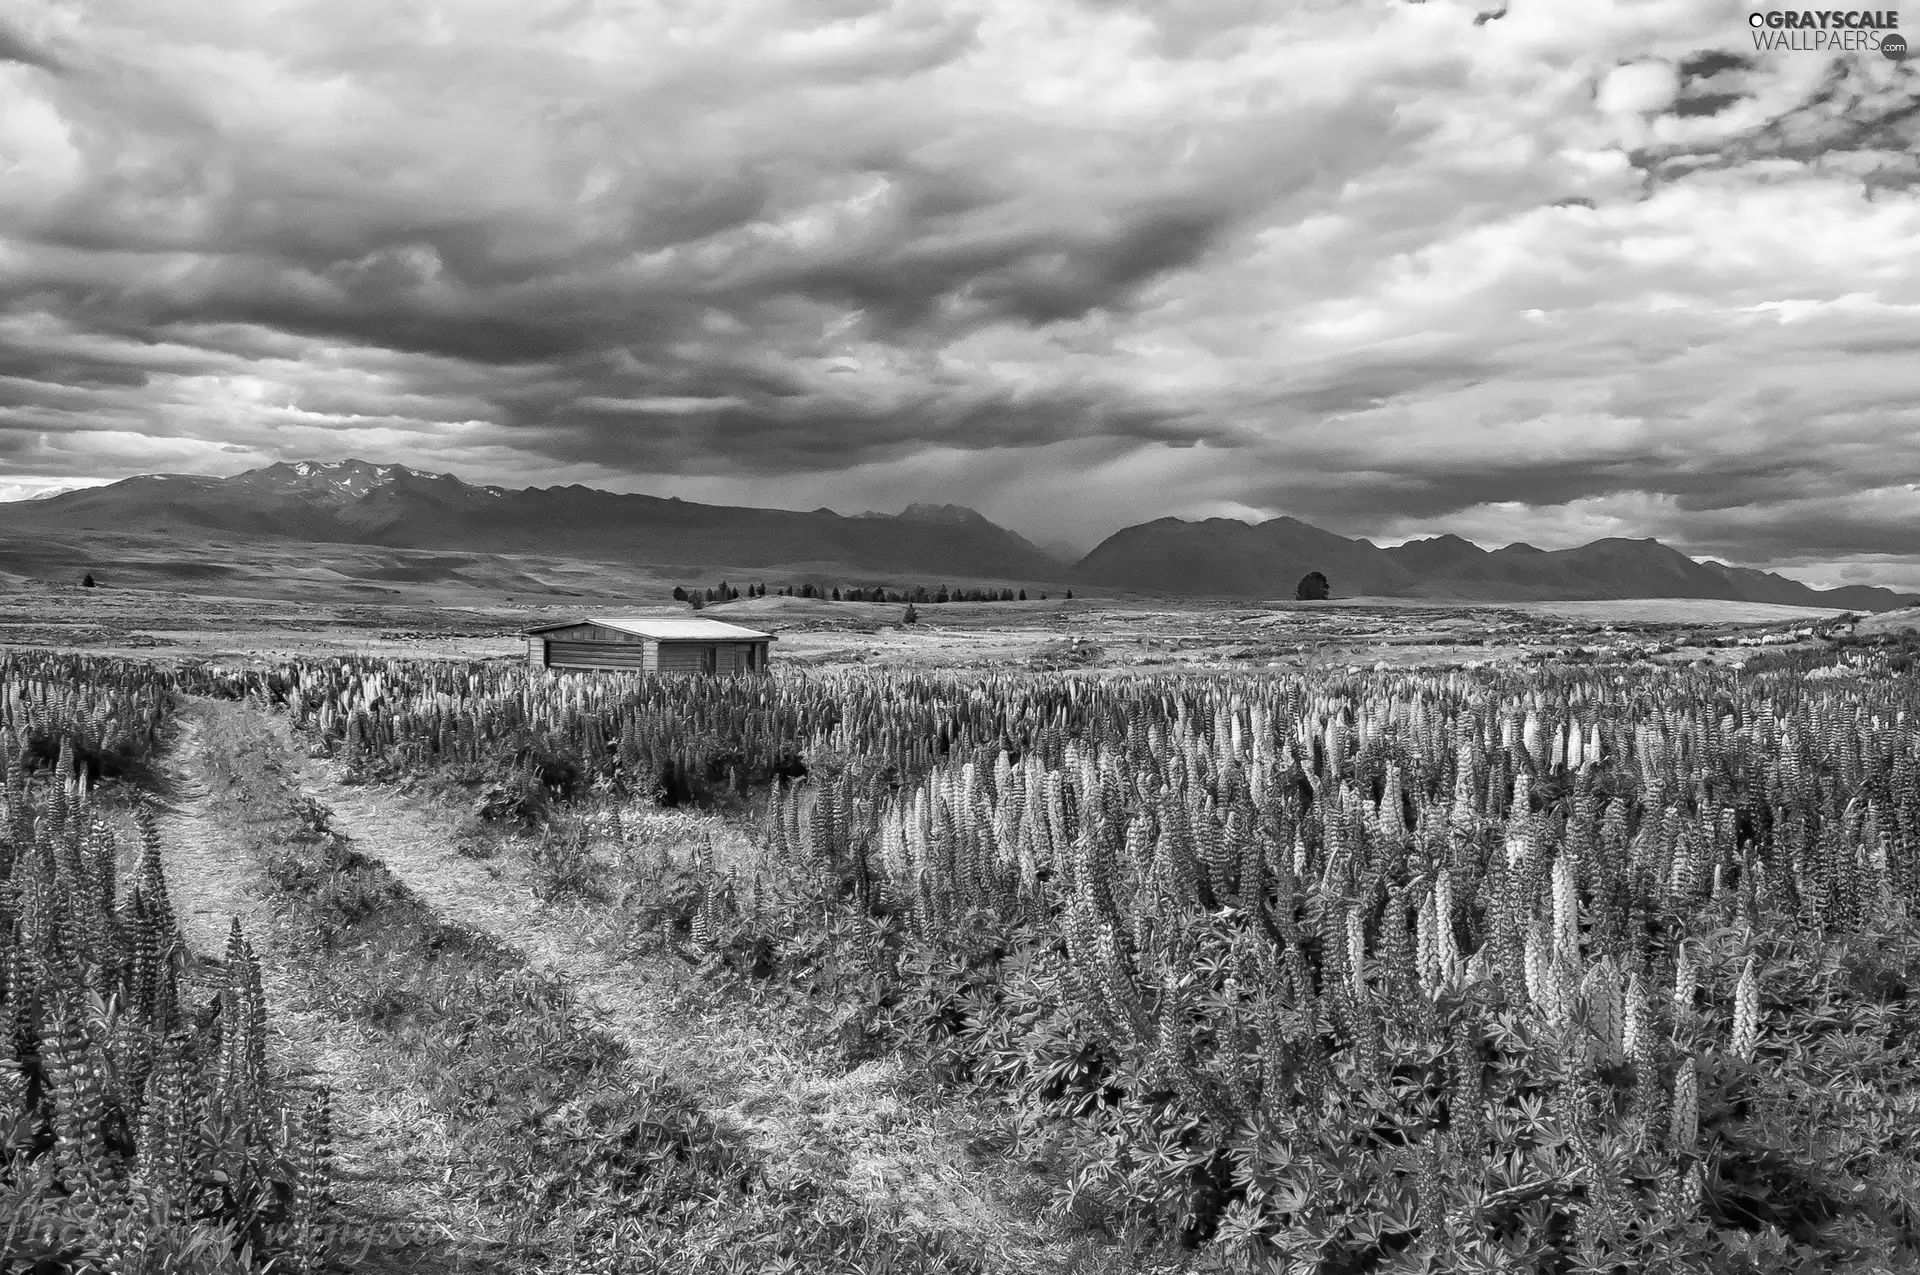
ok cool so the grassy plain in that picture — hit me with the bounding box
[0,541,1875,674]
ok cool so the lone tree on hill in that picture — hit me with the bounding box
[903,603,919,625]
[1295,571,1330,601]
[82,573,96,588]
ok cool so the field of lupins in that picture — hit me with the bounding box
[211,652,1920,1272]
[1,653,327,1272]
[6,643,1919,1272]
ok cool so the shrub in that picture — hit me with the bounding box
[528,818,611,904]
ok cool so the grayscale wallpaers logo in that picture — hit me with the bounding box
[1748,10,1906,57]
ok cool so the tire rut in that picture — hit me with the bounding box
[295,746,1076,1273]
[151,699,516,1274]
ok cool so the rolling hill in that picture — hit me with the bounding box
[1074,516,1416,597]
[1073,516,1920,611]
[1391,537,1747,602]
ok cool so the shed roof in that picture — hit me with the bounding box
[524,615,776,641]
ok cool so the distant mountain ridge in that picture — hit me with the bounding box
[0,459,1066,581]
[1074,516,1920,611]
[4,461,1913,610]
[1073,516,1416,598]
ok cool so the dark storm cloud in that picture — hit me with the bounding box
[1686,512,1920,560]
[755,196,1239,332]
[1671,49,1749,117]
[0,349,150,390]
[526,376,1208,475]
[1632,57,1920,189]
[1224,449,1709,533]
[0,20,61,72]
[1272,354,1497,417]
[954,201,1239,326]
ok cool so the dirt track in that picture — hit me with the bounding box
[154,699,517,1274]
[156,696,1084,1274]
[298,736,1069,1271]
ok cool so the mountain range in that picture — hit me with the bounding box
[3,459,1914,611]
[1075,517,1919,611]
[0,460,1061,582]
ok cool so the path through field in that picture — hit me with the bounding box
[157,695,1091,1274]
[299,734,1077,1273]
[154,700,517,1274]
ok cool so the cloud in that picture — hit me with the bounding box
[0,18,62,73]
[0,474,109,503]
[1,0,1918,587]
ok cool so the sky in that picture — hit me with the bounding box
[1,0,1917,584]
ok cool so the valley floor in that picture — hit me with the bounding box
[2,568,1878,675]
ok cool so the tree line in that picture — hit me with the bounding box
[672,581,1070,607]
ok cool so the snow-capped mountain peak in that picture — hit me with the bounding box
[244,458,457,501]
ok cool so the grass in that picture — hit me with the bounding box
[189,703,1001,1274]
[344,780,1186,1275]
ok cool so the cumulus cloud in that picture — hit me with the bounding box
[1,0,1918,585]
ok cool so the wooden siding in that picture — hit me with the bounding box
[536,634,774,674]
[539,623,648,644]
[544,641,650,670]
[654,641,748,673]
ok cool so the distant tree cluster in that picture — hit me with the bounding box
[1295,571,1330,601]
[835,585,1026,603]
[673,581,760,608]
[673,580,1056,606]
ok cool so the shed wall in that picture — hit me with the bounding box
[531,630,774,674]
[654,641,756,673]
[539,623,647,644]
[544,640,650,671]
